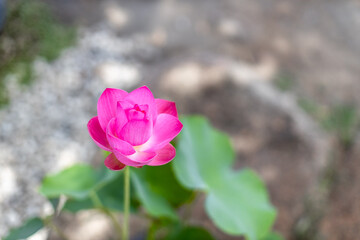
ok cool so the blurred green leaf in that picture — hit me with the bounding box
[63,197,94,212]
[46,168,138,213]
[173,116,276,240]
[39,164,97,199]
[95,164,122,189]
[48,197,60,211]
[173,116,234,190]
[130,163,192,220]
[205,170,277,240]
[135,164,192,206]
[132,169,178,220]
[96,172,138,212]
[4,217,44,240]
[261,232,284,240]
[39,164,119,200]
[166,226,215,240]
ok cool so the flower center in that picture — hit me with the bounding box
[133,145,142,152]
[127,104,148,120]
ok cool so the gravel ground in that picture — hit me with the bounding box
[0,24,148,237]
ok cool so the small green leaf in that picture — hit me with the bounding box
[131,169,178,220]
[39,164,98,199]
[261,232,284,240]
[167,226,215,240]
[62,172,138,212]
[173,116,276,240]
[39,164,119,200]
[63,198,94,212]
[5,217,44,240]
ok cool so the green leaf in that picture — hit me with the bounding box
[131,169,178,220]
[97,172,138,212]
[63,197,94,212]
[129,164,192,220]
[205,170,276,239]
[5,217,44,240]
[261,232,284,240]
[135,164,192,206]
[173,116,276,240]
[63,172,138,212]
[48,197,60,211]
[173,117,234,190]
[40,164,96,199]
[39,164,119,200]
[95,164,121,189]
[167,226,215,240]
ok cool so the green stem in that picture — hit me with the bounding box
[123,166,131,240]
[106,209,123,240]
[90,190,122,239]
[146,221,159,240]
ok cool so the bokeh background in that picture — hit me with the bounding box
[1,0,360,239]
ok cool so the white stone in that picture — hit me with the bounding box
[97,62,140,88]
[0,166,17,202]
[104,2,129,29]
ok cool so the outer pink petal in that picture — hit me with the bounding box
[147,143,176,166]
[119,119,152,146]
[87,116,111,151]
[141,114,183,151]
[104,153,126,171]
[124,86,157,122]
[97,88,128,131]
[155,99,178,117]
[113,150,156,167]
[106,118,135,155]
[128,151,156,162]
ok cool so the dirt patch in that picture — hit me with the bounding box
[319,139,360,239]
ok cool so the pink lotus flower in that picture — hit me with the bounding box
[87,86,183,170]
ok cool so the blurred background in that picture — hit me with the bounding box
[0,0,360,239]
